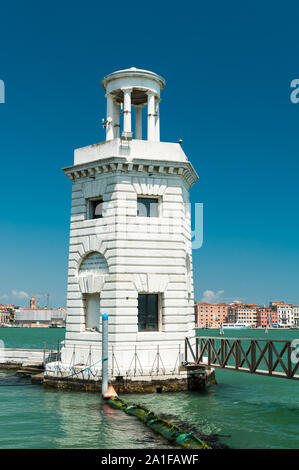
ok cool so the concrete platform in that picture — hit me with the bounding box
[0,348,56,368]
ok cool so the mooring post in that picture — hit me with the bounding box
[102,313,109,397]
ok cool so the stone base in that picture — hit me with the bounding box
[42,365,216,393]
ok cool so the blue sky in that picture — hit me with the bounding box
[0,1,298,307]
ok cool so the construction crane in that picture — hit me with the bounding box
[35,293,50,308]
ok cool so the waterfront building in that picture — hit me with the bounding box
[256,307,278,327]
[228,304,258,327]
[0,312,10,323]
[0,305,13,323]
[0,304,15,312]
[292,306,299,326]
[46,67,198,378]
[195,302,229,327]
[15,308,67,326]
[0,304,15,324]
[269,300,285,308]
[194,300,299,328]
[269,301,294,326]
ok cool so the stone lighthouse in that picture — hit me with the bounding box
[46,67,198,384]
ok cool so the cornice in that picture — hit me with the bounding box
[63,156,198,189]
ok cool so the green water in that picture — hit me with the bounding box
[0,328,298,449]
[0,327,65,349]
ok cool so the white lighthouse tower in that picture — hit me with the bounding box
[46,67,198,385]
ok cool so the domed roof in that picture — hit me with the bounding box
[102,67,166,90]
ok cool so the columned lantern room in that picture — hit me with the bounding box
[101,67,165,142]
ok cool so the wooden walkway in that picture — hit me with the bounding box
[185,336,299,380]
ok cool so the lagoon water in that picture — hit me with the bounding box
[0,328,299,449]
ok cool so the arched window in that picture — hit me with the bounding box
[78,252,108,331]
[79,252,108,275]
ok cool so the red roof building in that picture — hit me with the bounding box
[257,307,278,327]
[195,302,229,327]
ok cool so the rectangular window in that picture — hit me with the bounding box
[137,197,158,217]
[88,198,103,219]
[138,294,159,331]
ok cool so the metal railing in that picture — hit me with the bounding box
[185,337,299,380]
[42,341,61,367]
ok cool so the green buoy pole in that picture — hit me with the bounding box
[102,313,109,397]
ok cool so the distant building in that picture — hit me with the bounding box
[0,304,15,324]
[276,304,293,326]
[269,301,285,308]
[15,308,67,326]
[292,306,299,326]
[269,301,293,326]
[228,304,258,327]
[195,302,229,327]
[0,312,10,323]
[195,299,299,328]
[257,307,278,327]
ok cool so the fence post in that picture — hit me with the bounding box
[251,340,256,373]
[220,339,225,367]
[224,340,228,365]
[287,341,292,378]
[268,341,273,376]
[235,340,240,370]
[210,339,214,363]
[207,339,211,365]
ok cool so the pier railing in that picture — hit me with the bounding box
[185,337,299,380]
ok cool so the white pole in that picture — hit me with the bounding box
[102,313,108,397]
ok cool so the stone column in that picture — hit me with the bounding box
[147,91,156,141]
[113,101,120,138]
[123,88,132,133]
[106,94,114,141]
[155,98,160,142]
[135,105,143,140]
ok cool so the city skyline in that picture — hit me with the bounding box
[0,2,299,306]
